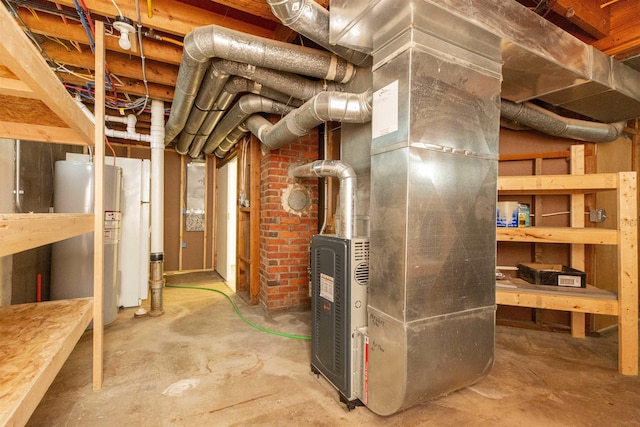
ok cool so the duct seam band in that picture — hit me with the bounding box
[403,304,497,326]
[409,142,499,160]
[325,55,337,82]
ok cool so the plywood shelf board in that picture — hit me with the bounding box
[0,213,94,257]
[496,287,619,315]
[498,173,618,193]
[0,298,93,426]
[497,227,618,244]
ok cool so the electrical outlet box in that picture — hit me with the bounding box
[589,209,606,223]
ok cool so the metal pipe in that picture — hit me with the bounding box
[267,0,372,67]
[500,100,625,142]
[289,160,356,239]
[214,124,249,158]
[202,94,296,155]
[187,76,302,158]
[211,59,342,101]
[149,99,165,317]
[319,123,328,234]
[164,24,357,145]
[246,90,372,150]
[14,139,23,213]
[179,58,340,156]
[175,61,230,154]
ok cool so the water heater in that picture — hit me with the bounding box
[51,160,122,325]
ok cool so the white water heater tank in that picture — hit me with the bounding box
[50,160,122,325]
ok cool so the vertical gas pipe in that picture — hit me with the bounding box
[149,99,165,316]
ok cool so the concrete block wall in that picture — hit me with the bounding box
[259,130,319,311]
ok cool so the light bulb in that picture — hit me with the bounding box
[118,31,131,50]
[113,16,135,51]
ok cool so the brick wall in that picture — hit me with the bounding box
[259,130,319,312]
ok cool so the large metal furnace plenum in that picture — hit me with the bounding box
[328,0,501,416]
[51,161,122,325]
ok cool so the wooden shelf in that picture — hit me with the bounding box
[0,213,94,257]
[0,6,106,423]
[0,298,93,427]
[497,279,618,316]
[498,173,619,194]
[497,170,638,375]
[497,227,617,245]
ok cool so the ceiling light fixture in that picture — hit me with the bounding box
[113,16,135,51]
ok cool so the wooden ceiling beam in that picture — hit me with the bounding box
[17,11,183,65]
[49,0,276,39]
[593,0,640,59]
[551,0,610,39]
[41,42,178,87]
[60,74,174,102]
[210,0,281,23]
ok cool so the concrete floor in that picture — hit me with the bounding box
[29,271,640,426]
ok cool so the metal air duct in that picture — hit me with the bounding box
[214,125,249,159]
[289,160,357,239]
[188,77,301,157]
[267,0,371,67]
[500,100,625,143]
[175,62,230,154]
[246,90,372,150]
[330,0,640,123]
[164,24,357,145]
[178,58,324,155]
[202,94,296,154]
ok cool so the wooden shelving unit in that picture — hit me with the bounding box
[0,7,106,425]
[496,171,638,375]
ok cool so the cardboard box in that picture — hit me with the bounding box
[517,262,586,288]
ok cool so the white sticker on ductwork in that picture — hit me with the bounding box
[372,80,398,138]
[320,273,334,303]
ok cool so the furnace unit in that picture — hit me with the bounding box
[311,235,369,409]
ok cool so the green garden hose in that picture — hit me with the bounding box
[166,285,311,341]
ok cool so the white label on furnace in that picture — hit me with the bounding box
[372,80,399,139]
[320,273,334,303]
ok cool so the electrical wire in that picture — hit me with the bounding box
[2,0,57,71]
[166,285,312,341]
[105,136,117,165]
[110,0,123,17]
[45,35,71,51]
[134,0,150,115]
[72,0,95,52]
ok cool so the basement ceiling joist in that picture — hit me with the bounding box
[3,0,640,146]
